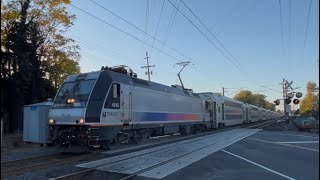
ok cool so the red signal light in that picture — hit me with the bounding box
[293,99,300,105]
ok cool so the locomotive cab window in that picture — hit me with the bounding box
[105,83,121,109]
[112,83,120,98]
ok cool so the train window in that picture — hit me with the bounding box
[105,83,121,109]
[112,83,120,98]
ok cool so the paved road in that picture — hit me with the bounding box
[75,129,319,180]
[164,130,319,180]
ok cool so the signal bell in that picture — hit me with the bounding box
[293,99,300,105]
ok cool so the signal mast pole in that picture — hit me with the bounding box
[141,51,155,81]
[282,79,287,116]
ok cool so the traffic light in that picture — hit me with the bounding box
[274,99,280,106]
[285,98,292,104]
[293,99,300,104]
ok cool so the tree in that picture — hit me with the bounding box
[234,90,275,111]
[300,81,319,117]
[265,101,276,111]
[47,49,80,88]
[234,90,255,105]
[1,0,80,132]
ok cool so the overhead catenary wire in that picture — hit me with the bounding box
[163,0,181,47]
[87,0,244,80]
[72,1,226,90]
[261,86,283,94]
[166,0,243,73]
[145,0,149,34]
[167,0,267,90]
[303,0,313,49]
[151,0,166,48]
[180,0,244,70]
[88,0,195,64]
[74,40,141,69]
[68,34,140,64]
[70,4,182,63]
[288,0,291,55]
[73,1,278,96]
[278,0,285,56]
[88,0,226,86]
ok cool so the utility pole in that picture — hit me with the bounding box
[141,51,155,81]
[176,61,192,89]
[222,87,229,96]
[282,79,287,116]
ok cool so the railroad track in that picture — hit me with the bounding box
[1,152,94,178]
[244,119,278,129]
[49,119,278,180]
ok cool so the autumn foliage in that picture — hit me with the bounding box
[1,0,80,132]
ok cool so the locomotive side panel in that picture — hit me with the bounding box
[130,85,204,124]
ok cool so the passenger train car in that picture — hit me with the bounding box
[48,66,279,151]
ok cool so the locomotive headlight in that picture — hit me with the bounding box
[79,119,85,124]
[49,118,55,125]
[67,98,75,104]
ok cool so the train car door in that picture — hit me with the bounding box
[121,85,132,124]
[205,101,214,128]
[215,101,222,127]
[213,102,217,122]
[221,103,225,126]
[245,108,249,123]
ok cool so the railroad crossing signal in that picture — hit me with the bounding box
[285,98,292,105]
[287,92,294,98]
[293,99,300,105]
[295,92,303,98]
[274,99,280,106]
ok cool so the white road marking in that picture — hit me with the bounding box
[149,134,172,139]
[257,131,319,139]
[77,128,260,179]
[246,138,319,152]
[278,141,319,144]
[222,150,296,180]
[140,129,260,179]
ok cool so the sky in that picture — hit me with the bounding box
[66,0,319,110]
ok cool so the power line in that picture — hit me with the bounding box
[303,0,313,49]
[76,1,269,93]
[288,0,291,55]
[167,0,264,90]
[261,86,283,94]
[180,0,243,69]
[74,1,225,90]
[166,0,243,73]
[163,0,181,46]
[278,0,285,55]
[89,0,227,85]
[151,0,166,48]
[88,0,196,63]
[145,0,149,34]
[73,39,141,69]
[70,4,182,62]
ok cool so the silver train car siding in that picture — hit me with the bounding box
[48,66,279,151]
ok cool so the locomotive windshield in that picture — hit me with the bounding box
[53,79,96,108]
